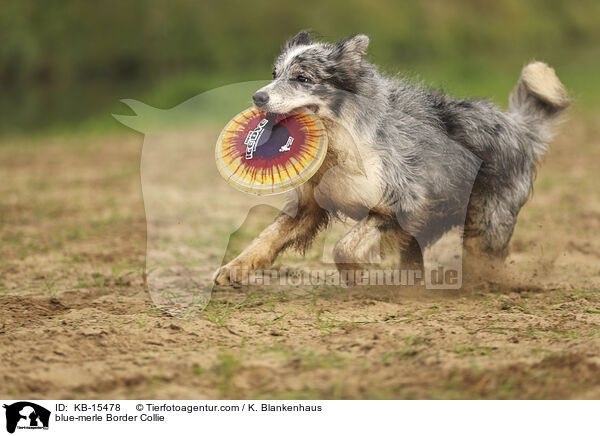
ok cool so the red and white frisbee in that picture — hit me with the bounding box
[215,107,328,195]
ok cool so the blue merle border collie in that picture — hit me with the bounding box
[214,30,570,286]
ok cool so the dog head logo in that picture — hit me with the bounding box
[113,82,366,317]
[3,402,50,434]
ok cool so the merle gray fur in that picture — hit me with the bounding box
[213,31,570,285]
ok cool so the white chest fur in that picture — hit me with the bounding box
[312,120,385,220]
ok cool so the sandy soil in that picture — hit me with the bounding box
[1,116,599,399]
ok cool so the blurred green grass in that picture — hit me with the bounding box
[2,0,599,139]
[43,64,600,139]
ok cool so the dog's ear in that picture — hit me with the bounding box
[285,30,312,49]
[337,34,370,57]
[332,34,369,71]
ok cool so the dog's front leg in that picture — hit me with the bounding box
[213,189,328,285]
[333,213,423,283]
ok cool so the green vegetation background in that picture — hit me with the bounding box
[2,0,599,137]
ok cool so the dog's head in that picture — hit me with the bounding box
[252,31,370,120]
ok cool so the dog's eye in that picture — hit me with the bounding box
[272,70,277,79]
[296,74,311,83]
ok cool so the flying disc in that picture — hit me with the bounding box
[215,107,328,195]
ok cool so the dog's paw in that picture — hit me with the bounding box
[212,254,272,286]
[212,264,242,286]
[211,265,249,286]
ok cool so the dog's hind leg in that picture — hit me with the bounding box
[401,234,424,270]
[463,199,518,279]
[213,186,328,285]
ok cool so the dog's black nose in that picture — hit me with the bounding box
[252,91,269,106]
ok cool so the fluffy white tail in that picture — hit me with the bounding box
[509,61,570,121]
[509,61,571,155]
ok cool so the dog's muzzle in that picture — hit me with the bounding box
[252,91,269,107]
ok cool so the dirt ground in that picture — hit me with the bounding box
[1,115,599,400]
